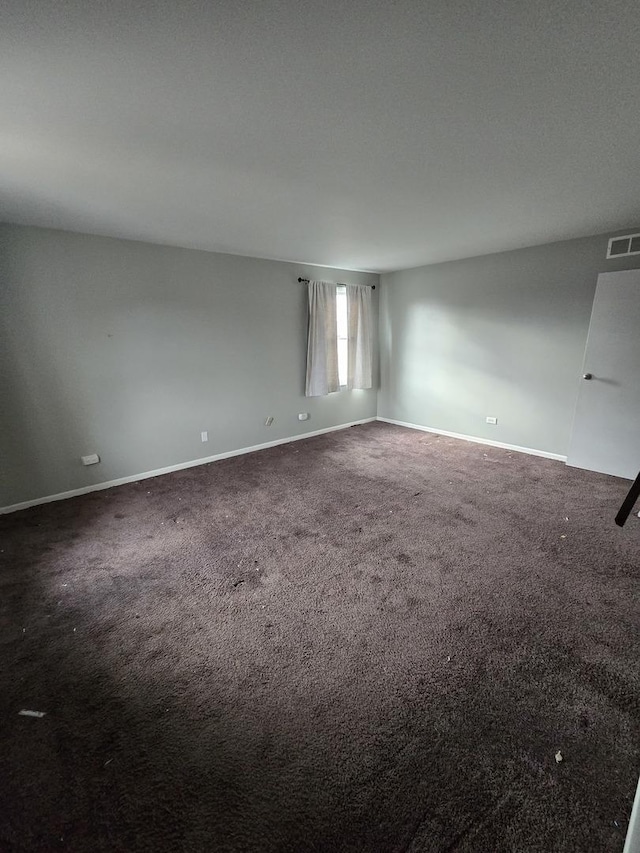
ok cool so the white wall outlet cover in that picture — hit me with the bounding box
[298,413,309,421]
[81,454,100,466]
[264,416,274,426]
[486,417,498,425]
[201,431,208,442]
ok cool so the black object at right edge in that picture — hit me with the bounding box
[615,471,640,527]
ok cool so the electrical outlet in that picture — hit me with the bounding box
[298,413,309,421]
[486,416,498,425]
[81,453,100,466]
[201,431,208,442]
[264,416,274,426]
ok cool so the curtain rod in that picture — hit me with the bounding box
[297,277,375,289]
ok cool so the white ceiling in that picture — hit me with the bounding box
[1,0,639,273]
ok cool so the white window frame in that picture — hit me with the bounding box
[336,285,348,388]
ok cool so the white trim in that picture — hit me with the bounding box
[0,418,376,515]
[376,417,567,462]
[623,772,640,853]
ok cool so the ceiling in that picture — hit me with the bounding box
[1,0,639,273]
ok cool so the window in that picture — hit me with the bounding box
[305,279,372,397]
[336,285,348,387]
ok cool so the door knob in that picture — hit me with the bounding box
[583,373,593,380]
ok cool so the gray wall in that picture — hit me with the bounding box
[0,225,378,507]
[379,232,640,456]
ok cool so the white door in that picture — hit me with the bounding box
[567,270,640,480]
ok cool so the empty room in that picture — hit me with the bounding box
[1,1,639,851]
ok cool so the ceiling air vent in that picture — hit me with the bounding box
[606,232,640,259]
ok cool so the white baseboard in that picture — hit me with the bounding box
[0,417,376,515]
[376,417,567,462]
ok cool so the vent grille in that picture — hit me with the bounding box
[606,232,640,259]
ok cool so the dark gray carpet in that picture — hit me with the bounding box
[1,422,639,852]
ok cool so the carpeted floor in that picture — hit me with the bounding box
[1,422,639,852]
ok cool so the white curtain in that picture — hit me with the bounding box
[346,284,373,390]
[305,281,340,397]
